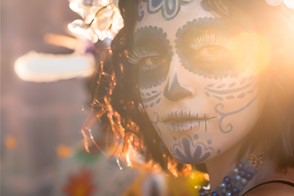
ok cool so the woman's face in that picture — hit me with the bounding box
[131,0,268,164]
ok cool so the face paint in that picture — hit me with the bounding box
[163,74,193,101]
[205,77,256,101]
[139,0,193,21]
[138,3,145,22]
[135,0,267,164]
[171,135,214,163]
[175,18,242,79]
[129,26,173,89]
[140,90,161,108]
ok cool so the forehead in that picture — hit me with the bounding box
[135,0,215,31]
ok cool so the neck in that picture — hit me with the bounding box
[205,143,244,190]
[204,142,274,194]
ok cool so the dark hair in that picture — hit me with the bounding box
[88,0,294,174]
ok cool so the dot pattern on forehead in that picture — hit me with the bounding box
[132,26,173,89]
[175,17,242,79]
[139,0,193,21]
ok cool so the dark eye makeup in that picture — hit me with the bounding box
[176,17,242,78]
[129,26,173,89]
[130,18,246,85]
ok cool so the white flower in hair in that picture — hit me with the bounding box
[68,0,123,42]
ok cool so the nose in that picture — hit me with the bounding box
[164,74,193,101]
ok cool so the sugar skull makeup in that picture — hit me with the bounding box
[128,26,173,89]
[131,0,267,164]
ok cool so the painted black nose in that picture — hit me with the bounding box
[164,74,193,101]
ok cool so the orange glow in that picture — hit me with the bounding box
[231,32,270,75]
[57,145,73,158]
[5,136,17,150]
[63,169,96,196]
[44,34,78,50]
[284,0,294,8]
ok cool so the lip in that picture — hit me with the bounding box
[160,111,216,132]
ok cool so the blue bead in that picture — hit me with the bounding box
[211,191,218,196]
[226,183,232,189]
[233,187,239,193]
[224,176,231,183]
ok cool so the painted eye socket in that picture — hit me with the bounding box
[139,55,167,71]
[132,26,172,89]
[187,42,235,75]
[176,18,240,78]
[192,45,231,63]
[137,54,170,89]
[179,34,235,77]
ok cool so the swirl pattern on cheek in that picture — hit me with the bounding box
[215,94,258,133]
[171,136,214,163]
[204,77,259,133]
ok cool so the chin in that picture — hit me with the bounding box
[166,136,216,164]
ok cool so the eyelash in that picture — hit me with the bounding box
[128,48,159,64]
[190,33,232,50]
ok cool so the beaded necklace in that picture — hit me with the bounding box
[199,153,264,196]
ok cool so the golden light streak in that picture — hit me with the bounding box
[116,157,124,170]
[43,34,78,50]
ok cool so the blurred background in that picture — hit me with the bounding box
[1,0,94,195]
[0,0,205,195]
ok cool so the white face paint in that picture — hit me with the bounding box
[131,0,267,164]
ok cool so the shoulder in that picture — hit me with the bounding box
[244,181,294,196]
[245,168,294,196]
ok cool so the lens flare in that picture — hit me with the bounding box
[284,0,294,9]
